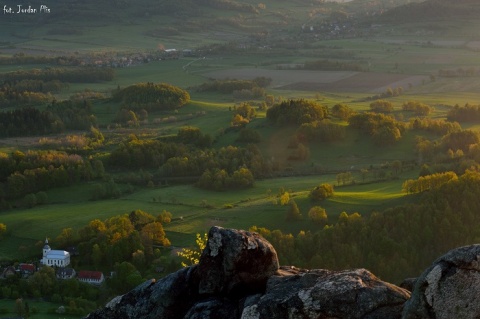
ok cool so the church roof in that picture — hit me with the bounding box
[78,270,103,280]
[46,250,70,259]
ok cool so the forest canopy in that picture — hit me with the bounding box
[266,99,329,125]
[113,82,190,111]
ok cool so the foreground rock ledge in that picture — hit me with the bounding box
[85,227,480,319]
[402,244,480,319]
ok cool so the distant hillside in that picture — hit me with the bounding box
[0,0,424,39]
[378,0,480,23]
[0,0,442,52]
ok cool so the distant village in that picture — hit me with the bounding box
[76,48,195,68]
[1,238,105,285]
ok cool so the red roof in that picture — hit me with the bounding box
[78,270,103,280]
[20,264,35,272]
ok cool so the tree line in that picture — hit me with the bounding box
[447,103,480,122]
[113,82,190,111]
[0,90,53,108]
[410,117,461,135]
[415,129,480,173]
[267,99,329,125]
[196,167,254,191]
[0,108,63,137]
[0,52,81,66]
[196,77,271,94]
[47,99,98,130]
[158,144,267,185]
[109,136,270,189]
[0,100,97,137]
[402,101,434,116]
[296,120,346,143]
[0,150,105,202]
[0,67,114,83]
[251,170,480,284]
[348,112,406,146]
[2,79,69,94]
[402,171,458,194]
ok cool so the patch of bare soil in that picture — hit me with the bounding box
[204,68,357,88]
[279,73,428,93]
[206,68,427,93]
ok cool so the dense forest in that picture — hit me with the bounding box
[0,149,105,208]
[0,68,115,83]
[108,136,268,188]
[113,83,190,111]
[266,99,329,125]
[252,170,480,283]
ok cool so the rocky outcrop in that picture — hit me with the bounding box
[402,244,480,319]
[86,228,480,319]
[86,226,280,319]
[195,226,279,297]
[242,266,410,319]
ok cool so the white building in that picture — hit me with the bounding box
[41,238,70,267]
[77,270,105,285]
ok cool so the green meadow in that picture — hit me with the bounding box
[0,0,480,273]
[0,298,83,319]
[0,164,413,259]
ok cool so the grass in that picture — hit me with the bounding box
[0,168,412,258]
[0,299,83,319]
[164,177,411,242]
[0,0,479,266]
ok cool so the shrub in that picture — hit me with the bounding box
[310,183,334,201]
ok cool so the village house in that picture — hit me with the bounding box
[1,266,16,278]
[56,267,76,280]
[19,263,35,277]
[77,270,105,285]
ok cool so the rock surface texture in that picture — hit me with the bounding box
[241,266,410,319]
[402,244,480,319]
[85,228,480,319]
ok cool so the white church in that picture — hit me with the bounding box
[41,238,70,267]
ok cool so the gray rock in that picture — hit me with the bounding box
[195,226,279,297]
[402,244,480,319]
[183,298,239,319]
[241,266,410,319]
[85,266,199,319]
[86,229,480,319]
[84,227,280,319]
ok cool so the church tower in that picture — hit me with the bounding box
[43,238,51,258]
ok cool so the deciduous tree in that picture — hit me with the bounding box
[310,183,334,201]
[308,206,327,225]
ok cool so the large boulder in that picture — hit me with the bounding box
[402,244,480,319]
[195,226,280,297]
[85,266,199,319]
[241,266,411,319]
[85,227,279,319]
